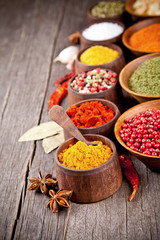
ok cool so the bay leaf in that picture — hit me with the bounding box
[42,131,64,154]
[18,121,62,142]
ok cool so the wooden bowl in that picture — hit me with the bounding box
[126,0,160,21]
[68,70,122,109]
[122,18,160,57]
[114,100,160,172]
[119,52,160,103]
[55,134,122,203]
[64,98,120,140]
[75,44,125,74]
[87,1,125,24]
[80,20,125,49]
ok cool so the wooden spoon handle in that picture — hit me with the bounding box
[49,105,89,144]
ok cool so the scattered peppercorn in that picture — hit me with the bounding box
[70,68,117,94]
[120,109,160,156]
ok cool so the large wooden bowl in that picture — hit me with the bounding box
[80,20,125,49]
[68,69,122,109]
[55,134,122,203]
[114,100,160,172]
[122,18,160,57]
[119,52,160,103]
[64,98,120,140]
[87,1,125,24]
[75,44,125,74]
[126,0,160,20]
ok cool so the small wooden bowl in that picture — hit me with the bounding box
[114,100,160,172]
[80,20,125,49]
[68,70,122,109]
[64,98,120,140]
[126,0,160,21]
[119,52,160,103]
[87,1,125,24]
[122,18,160,57]
[55,134,122,203]
[75,44,125,74]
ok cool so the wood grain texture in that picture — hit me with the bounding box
[0,0,160,240]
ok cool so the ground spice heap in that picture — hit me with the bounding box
[80,45,119,65]
[82,22,123,41]
[129,56,160,96]
[91,1,125,18]
[58,141,113,170]
[128,24,160,52]
[67,101,115,128]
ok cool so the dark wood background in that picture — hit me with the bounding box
[0,0,159,239]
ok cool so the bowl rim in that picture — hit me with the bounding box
[114,99,160,159]
[119,52,160,98]
[68,68,118,96]
[87,0,125,20]
[76,43,123,67]
[122,17,160,54]
[81,19,125,42]
[125,0,160,18]
[66,98,120,130]
[55,134,117,173]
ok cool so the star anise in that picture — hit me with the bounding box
[27,171,57,194]
[47,189,73,213]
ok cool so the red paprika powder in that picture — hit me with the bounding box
[67,101,115,128]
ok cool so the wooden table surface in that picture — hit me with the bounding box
[0,0,160,239]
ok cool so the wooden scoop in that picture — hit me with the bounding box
[49,105,98,146]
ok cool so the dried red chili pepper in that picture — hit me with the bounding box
[119,154,139,201]
[48,80,69,110]
[55,71,75,86]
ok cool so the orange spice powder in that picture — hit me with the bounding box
[128,24,160,52]
[67,101,115,128]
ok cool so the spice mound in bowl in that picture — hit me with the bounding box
[68,68,122,109]
[126,0,160,18]
[119,52,160,103]
[55,134,122,203]
[88,1,125,24]
[122,18,160,56]
[114,99,160,172]
[129,56,160,96]
[58,140,112,170]
[80,21,125,49]
[82,22,124,41]
[71,68,117,94]
[64,99,120,140]
[80,45,119,65]
[75,44,125,74]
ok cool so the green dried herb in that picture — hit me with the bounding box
[91,1,125,18]
[129,57,160,96]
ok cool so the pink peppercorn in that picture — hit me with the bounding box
[120,109,160,156]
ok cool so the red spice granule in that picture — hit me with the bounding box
[67,101,115,128]
[120,109,160,156]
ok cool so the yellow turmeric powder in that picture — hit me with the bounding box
[80,45,119,65]
[58,141,113,170]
